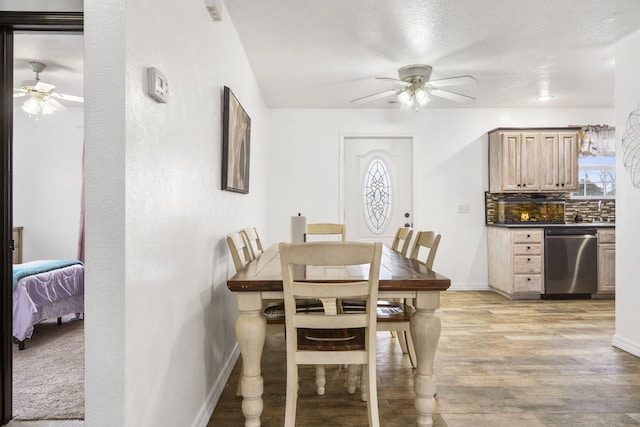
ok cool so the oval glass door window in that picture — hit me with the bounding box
[363,157,392,234]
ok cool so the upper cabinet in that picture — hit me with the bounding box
[489,128,580,193]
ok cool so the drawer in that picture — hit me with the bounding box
[598,229,615,244]
[512,229,543,244]
[513,274,543,293]
[513,243,541,255]
[513,255,542,274]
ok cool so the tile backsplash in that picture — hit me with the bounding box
[485,193,615,224]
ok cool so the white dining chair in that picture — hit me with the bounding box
[280,241,382,427]
[240,226,264,259]
[226,231,254,271]
[390,226,413,257]
[306,223,346,241]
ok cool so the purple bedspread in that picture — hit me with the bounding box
[12,263,85,341]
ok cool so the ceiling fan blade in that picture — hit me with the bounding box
[430,88,475,103]
[51,92,84,103]
[46,97,66,110]
[428,75,477,88]
[375,77,412,87]
[34,81,56,92]
[13,89,27,98]
[351,89,399,104]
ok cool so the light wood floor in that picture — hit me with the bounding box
[209,291,640,426]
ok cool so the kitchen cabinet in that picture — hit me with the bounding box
[487,227,544,299]
[489,131,540,192]
[489,128,580,193]
[539,132,579,191]
[597,229,615,296]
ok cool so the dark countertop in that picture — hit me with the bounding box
[487,222,615,229]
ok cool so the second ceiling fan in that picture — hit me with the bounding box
[351,64,476,110]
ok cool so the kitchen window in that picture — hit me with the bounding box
[571,125,616,199]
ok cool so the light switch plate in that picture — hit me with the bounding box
[147,67,168,103]
[457,204,471,214]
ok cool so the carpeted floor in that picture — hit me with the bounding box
[12,315,84,420]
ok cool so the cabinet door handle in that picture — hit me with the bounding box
[527,246,531,250]
[527,277,531,281]
[527,258,531,262]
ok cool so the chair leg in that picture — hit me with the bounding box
[397,330,409,354]
[360,364,367,402]
[284,364,298,427]
[347,364,358,394]
[365,361,380,427]
[315,364,326,395]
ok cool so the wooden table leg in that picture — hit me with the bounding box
[410,292,441,427]
[236,293,266,427]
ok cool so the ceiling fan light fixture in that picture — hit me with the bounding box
[414,88,429,103]
[398,89,412,105]
[40,98,56,115]
[21,97,41,115]
[21,95,57,117]
[351,63,475,108]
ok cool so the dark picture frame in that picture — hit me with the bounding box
[222,86,251,193]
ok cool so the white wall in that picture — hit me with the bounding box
[0,0,81,12]
[85,0,267,425]
[613,29,640,357]
[12,106,84,262]
[266,108,614,289]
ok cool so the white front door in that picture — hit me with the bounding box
[343,137,413,244]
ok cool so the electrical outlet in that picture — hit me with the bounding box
[457,204,471,214]
[147,67,168,103]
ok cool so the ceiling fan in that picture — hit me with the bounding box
[13,61,84,117]
[351,64,477,110]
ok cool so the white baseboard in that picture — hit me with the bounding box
[447,283,491,291]
[612,334,640,358]
[192,343,240,427]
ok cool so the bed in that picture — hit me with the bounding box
[12,259,85,350]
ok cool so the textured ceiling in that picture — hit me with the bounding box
[225,0,640,108]
[10,2,640,111]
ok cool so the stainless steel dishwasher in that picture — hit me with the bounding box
[544,228,598,296]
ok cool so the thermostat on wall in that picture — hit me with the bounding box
[147,66,169,103]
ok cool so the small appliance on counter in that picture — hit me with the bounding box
[492,198,565,224]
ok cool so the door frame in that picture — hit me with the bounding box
[0,12,83,424]
[339,133,416,240]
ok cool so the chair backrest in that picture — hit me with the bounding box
[279,241,382,348]
[391,227,413,257]
[226,232,254,272]
[241,227,264,259]
[409,231,441,269]
[306,223,346,241]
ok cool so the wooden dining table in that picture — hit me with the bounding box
[227,243,451,427]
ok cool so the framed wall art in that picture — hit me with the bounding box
[222,86,251,193]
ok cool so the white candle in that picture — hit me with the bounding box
[290,214,307,243]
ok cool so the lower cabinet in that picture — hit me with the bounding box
[487,227,544,299]
[488,226,616,299]
[597,229,616,296]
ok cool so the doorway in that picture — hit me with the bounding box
[0,12,83,424]
[342,136,414,245]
